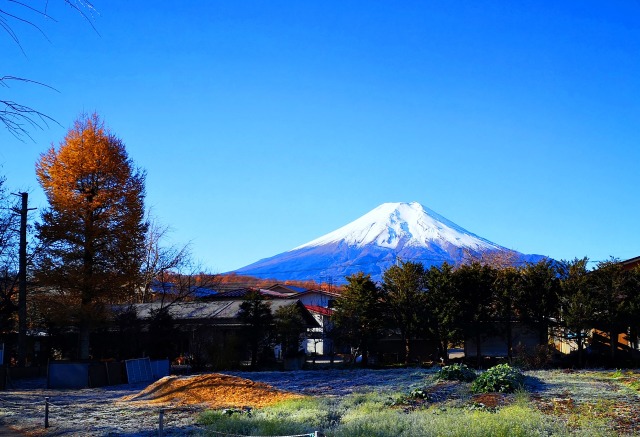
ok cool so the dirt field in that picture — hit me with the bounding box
[0,368,639,436]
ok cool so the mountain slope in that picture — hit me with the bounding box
[233,202,545,283]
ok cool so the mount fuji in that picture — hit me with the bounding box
[233,202,546,283]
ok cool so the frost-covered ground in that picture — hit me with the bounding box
[0,377,204,436]
[0,369,433,436]
[0,368,639,436]
[225,368,434,396]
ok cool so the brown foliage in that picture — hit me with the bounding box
[216,273,341,293]
[34,113,147,358]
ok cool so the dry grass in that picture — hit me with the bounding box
[121,373,303,408]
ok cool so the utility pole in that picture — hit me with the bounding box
[13,192,35,367]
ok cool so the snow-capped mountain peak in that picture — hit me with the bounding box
[294,201,500,251]
[233,201,544,283]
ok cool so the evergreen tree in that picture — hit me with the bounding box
[424,262,462,363]
[273,303,307,359]
[453,262,496,367]
[332,272,384,366]
[558,258,593,367]
[492,266,521,361]
[238,291,273,368]
[589,258,636,362]
[382,260,429,364]
[517,259,562,346]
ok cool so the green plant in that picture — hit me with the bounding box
[471,364,524,393]
[409,388,430,399]
[435,363,477,382]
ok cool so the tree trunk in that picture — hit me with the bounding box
[250,341,258,369]
[539,320,549,346]
[577,330,584,368]
[506,320,513,362]
[79,323,91,359]
[404,337,411,364]
[476,332,482,368]
[438,338,448,364]
[609,327,617,362]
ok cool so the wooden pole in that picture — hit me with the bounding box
[16,193,28,367]
[44,397,49,428]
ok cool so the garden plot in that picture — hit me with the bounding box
[208,368,640,436]
[527,369,640,435]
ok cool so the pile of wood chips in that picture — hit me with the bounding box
[121,373,302,408]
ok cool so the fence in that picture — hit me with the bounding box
[0,395,187,435]
[0,395,324,436]
[206,432,323,437]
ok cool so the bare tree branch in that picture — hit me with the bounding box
[1,0,97,140]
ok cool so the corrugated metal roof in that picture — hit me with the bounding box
[148,280,218,298]
[259,289,294,298]
[122,299,320,327]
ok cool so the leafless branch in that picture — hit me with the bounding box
[2,0,97,139]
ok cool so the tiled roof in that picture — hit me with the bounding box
[266,284,308,294]
[214,288,252,298]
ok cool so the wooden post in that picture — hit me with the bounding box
[158,409,164,436]
[44,397,49,428]
[16,193,29,367]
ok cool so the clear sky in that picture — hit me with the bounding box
[2,1,639,277]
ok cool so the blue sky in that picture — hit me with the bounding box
[2,1,639,276]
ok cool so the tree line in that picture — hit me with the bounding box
[332,258,640,368]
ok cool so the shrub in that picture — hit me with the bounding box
[435,363,477,382]
[471,364,524,393]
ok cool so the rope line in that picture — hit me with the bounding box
[207,431,320,437]
[0,397,44,407]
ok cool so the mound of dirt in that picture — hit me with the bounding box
[121,373,303,408]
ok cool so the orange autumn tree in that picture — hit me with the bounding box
[35,113,147,359]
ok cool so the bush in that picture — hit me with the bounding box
[435,363,477,382]
[471,364,524,393]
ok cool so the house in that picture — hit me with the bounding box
[105,299,319,366]
[290,289,340,356]
[264,284,308,295]
[620,256,640,271]
[303,305,334,355]
[464,322,541,359]
[210,284,340,357]
[550,255,640,363]
[141,279,219,301]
